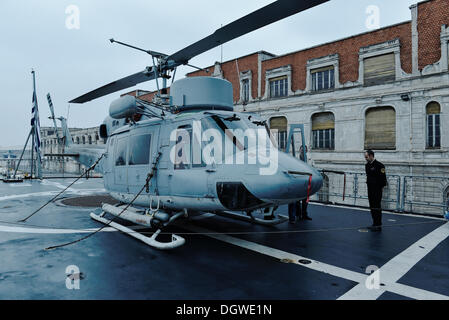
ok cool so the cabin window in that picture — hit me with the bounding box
[128,134,151,165]
[115,137,128,166]
[312,112,335,150]
[426,102,441,149]
[174,125,192,170]
[365,106,396,150]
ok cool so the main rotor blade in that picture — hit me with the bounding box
[166,0,329,65]
[69,68,155,104]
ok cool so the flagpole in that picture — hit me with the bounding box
[31,69,42,179]
[31,70,35,179]
[31,130,35,178]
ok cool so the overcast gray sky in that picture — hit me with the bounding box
[0,0,417,148]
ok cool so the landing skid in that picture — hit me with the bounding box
[214,207,288,226]
[90,203,185,250]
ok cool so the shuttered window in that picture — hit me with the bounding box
[426,102,441,149]
[312,112,335,150]
[270,116,288,151]
[364,53,395,86]
[365,107,396,150]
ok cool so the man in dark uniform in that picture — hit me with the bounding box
[297,146,311,220]
[288,146,311,223]
[364,150,387,231]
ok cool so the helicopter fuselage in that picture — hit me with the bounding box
[63,77,323,214]
[94,109,323,214]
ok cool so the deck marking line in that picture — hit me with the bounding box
[338,222,449,300]
[0,189,106,202]
[0,224,147,235]
[0,224,118,234]
[312,202,446,221]
[182,223,449,300]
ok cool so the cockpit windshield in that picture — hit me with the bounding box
[201,113,276,161]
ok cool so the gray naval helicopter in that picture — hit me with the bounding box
[61,0,327,249]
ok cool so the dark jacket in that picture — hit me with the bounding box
[365,159,387,188]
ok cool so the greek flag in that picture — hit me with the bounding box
[31,90,41,160]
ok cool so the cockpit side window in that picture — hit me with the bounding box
[115,137,128,166]
[129,134,151,166]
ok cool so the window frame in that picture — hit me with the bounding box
[239,70,253,104]
[269,76,288,98]
[358,39,402,86]
[128,134,152,166]
[269,116,288,152]
[364,106,396,150]
[174,124,193,170]
[263,65,292,100]
[312,128,335,150]
[311,66,335,92]
[114,136,129,167]
[426,102,441,149]
[242,79,250,104]
[311,112,335,151]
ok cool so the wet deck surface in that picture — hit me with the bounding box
[0,178,448,300]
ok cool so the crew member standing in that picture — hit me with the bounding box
[364,150,387,231]
[297,146,311,220]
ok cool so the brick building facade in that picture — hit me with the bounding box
[183,0,449,214]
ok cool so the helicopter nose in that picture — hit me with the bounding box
[284,168,323,200]
[310,168,323,195]
[308,169,323,197]
[242,153,323,203]
[278,153,323,201]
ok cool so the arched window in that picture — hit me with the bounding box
[365,107,396,150]
[82,136,86,144]
[88,136,92,144]
[426,101,441,149]
[76,137,80,144]
[269,116,288,151]
[312,112,335,150]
